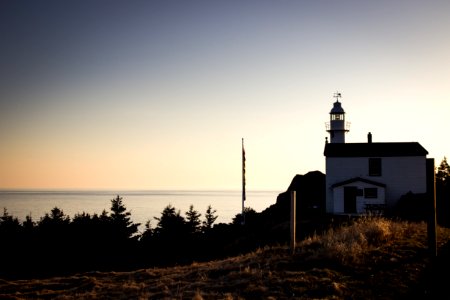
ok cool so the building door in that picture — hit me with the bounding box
[344,187,357,213]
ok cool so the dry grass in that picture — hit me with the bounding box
[300,215,421,265]
[1,216,449,299]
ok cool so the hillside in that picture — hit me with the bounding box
[1,216,449,299]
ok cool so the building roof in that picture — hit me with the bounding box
[324,142,428,157]
[331,177,386,188]
[330,101,345,114]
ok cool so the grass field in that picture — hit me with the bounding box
[1,216,449,299]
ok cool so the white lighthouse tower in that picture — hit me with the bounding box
[326,92,350,143]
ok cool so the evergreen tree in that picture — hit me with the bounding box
[232,207,257,225]
[436,157,450,227]
[36,207,72,276]
[202,205,218,231]
[109,195,140,240]
[152,205,189,265]
[139,219,154,243]
[0,209,25,278]
[185,204,202,234]
[436,157,450,185]
[39,207,70,228]
[154,204,186,237]
[0,208,21,235]
[22,213,35,231]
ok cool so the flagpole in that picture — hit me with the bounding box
[242,138,246,225]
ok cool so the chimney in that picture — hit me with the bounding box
[368,132,372,143]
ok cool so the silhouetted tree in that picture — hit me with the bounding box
[0,208,21,230]
[69,211,116,271]
[437,157,450,186]
[72,211,95,226]
[0,208,22,242]
[139,219,154,243]
[22,213,35,231]
[109,195,139,241]
[0,209,26,278]
[21,213,36,251]
[202,204,218,232]
[153,204,186,238]
[232,207,257,225]
[38,207,70,229]
[34,207,72,276]
[71,212,104,242]
[151,205,189,265]
[185,204,202,234]
[436,157,450,227]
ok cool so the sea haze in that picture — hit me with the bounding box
[0,190,280,232]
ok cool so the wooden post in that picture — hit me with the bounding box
[426,158,437,259]
[290,190,296,254]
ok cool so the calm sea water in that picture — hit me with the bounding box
[0,190,280,233]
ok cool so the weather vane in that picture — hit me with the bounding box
[333,91,342,102]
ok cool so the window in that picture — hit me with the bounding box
[369,158,382,176]
[331,114,343,121]
[364,188,378,198]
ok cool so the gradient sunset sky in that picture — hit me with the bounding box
[1,0,449,191]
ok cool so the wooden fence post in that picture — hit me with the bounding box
[426,158,437,259]
[290,190,296,254]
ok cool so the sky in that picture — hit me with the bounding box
[1,0,449,191]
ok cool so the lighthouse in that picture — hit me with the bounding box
[323,91,429,215]
[326,92,349,143]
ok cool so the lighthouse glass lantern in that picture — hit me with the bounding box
[326,92,349,143]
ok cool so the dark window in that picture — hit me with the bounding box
[364,188,378,198]
[369,158,382,176]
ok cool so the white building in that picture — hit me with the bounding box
[324,94,429,214]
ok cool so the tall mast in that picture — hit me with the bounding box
[242,138,246,225]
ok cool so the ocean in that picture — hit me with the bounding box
[0,190,280,233]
